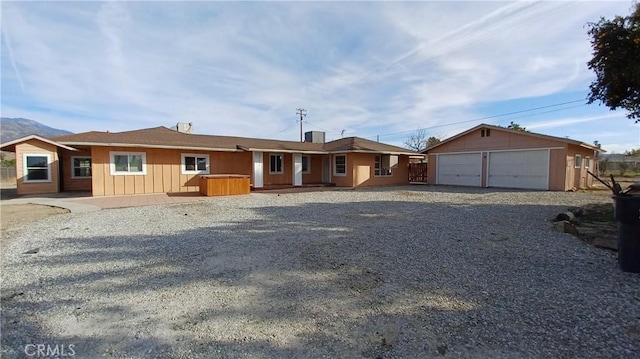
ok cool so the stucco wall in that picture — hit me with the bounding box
[15,140,59,195]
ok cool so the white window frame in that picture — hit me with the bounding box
[181,153,210,175]
[584,157,590,169]
[574,154,582,168]
[71,156,92,179]
[23,153,52,183]
[269,153,284,174]
[374,155,393,177]
[110,151,147,176]
[334,155,346,176]
[302,155,310,174]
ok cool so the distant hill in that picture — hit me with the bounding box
[1,117,72,143]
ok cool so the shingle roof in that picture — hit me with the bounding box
[52,126,419,155]
[423,123,603,153]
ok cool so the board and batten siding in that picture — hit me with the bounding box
[15,140,59,195]
[60,148,92,192]
[90,147,252,196]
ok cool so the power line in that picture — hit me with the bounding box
[366,99,586,140]
[296,108,307,142]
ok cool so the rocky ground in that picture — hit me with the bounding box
[1,186,639,358]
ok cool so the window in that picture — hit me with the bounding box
[334,155,346,176]
[302,156,310,174]
[181,153,209,174]
[481,129,491,137]
[270,154,283,174]
[574,154,582,168]
[23,154,51,182]
[375,155,397,177]
[110,152,147,175]
[71,156,92,178]
[584,157,590,169]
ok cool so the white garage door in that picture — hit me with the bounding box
[488,150,549,190]
[437,153,482,186]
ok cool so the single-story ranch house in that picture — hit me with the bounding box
[0,126,420,196]
[423,123,602,191]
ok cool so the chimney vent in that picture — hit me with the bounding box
[175,122,193,133]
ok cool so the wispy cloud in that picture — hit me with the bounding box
[0,1,636,150]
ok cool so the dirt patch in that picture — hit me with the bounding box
[1,204,69,245]
[573,203,618,250]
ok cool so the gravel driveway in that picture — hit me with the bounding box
[1,186,639,358]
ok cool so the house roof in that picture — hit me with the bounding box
[422,123,604,153]
[51,126,419,155]
[0,134,78,152]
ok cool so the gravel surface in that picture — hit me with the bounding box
[1,186,639,358]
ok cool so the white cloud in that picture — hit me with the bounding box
[0,0,635,153]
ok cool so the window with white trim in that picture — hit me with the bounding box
[584,157,590,169]
[110,152,147,175]
[302,155,310,174]
[270,154,283,174]
[71,156,92,178]
[574,154,582,168]
[23,154,51,182]
[181,153,209,174]
[375,155,397,177]
[334,155,346,176]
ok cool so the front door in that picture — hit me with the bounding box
[322,156,330,183]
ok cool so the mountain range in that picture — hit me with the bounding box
[1,117,72,143]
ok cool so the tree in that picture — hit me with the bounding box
[426,136,441,147]
[587,4,640,122]
[404,129,427,152]
[624,148,640,156]
[507,121,528,131]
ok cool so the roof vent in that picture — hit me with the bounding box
[175,122,193,134]
[304,131,325,143]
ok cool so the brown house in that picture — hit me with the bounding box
[423,124,602,191]
[1,127,419,196]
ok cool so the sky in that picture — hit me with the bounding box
[1,1,639,153]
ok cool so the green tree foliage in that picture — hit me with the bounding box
[426,136,441,147]
[507,121,528,131]
[0,159,15,167]
[587,4,640,122]
[624,148,640,156]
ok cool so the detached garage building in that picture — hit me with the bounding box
[423,124,602,191]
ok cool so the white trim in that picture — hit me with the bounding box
[333,154,347,176]
[109,151,147,176]
[293,153,302,186]
[373,155,393,177]
[269,153,284,174]
[2,135,77,151]
[71,156,92,179]
[181,153,210,175]
[574,154,582,168]
[253,151,263,188]
[432,147,564,156]
[23,153,52,183]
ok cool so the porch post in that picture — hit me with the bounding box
[253,151,263,188]
[293,153,302,186]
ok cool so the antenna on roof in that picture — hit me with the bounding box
[341,129,345,137]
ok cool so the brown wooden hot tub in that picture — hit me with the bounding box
[199,174,251,196]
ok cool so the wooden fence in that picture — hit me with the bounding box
[408,163,428,183]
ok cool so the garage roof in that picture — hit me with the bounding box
[422,123,604,153]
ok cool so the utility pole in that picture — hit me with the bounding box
[296,108,307,142]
